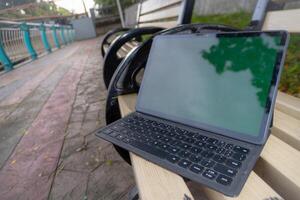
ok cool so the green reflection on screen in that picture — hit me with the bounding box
[138,34,281,137]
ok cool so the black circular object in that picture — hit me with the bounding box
[102,27,164,88]
[101,28,131,58]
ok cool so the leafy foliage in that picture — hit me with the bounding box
[95,0,138,7]
[0,0,35,10]
[192,12,300,97]
[0,1,71,19]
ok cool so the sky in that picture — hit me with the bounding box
[54,0,95,14]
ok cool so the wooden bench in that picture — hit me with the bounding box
[101,0,194,57]
[116,8,300,200]
[101,0,195,88]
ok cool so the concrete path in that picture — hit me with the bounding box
[0,38,134,200]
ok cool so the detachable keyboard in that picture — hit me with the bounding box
[95,112,261,196]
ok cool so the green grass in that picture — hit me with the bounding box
[192,12,300,97]
[192,12,252,29]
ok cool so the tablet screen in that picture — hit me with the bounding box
[137,32,287,143]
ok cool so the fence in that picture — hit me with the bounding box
[0,21,75,72]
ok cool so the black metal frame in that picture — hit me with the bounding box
[102,27,164,88]
[101,0,196,89]
[101,28,131,57]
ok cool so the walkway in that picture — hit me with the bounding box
[0,38,134,200]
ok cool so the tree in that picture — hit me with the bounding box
[95,0,138,7]
[0,0,36,10]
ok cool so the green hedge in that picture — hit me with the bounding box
[192,12,300,98]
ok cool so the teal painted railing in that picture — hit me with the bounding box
[0,20,75,72]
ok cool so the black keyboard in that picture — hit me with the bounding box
[96,113,250,191]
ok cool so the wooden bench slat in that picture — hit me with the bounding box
[140,0,181,15]
[118,94,195,200]
[203,172,281,200]
[117,93,300,199]
[262,9,300,32]
[139,4,180,23]
[273,109,300,151]
[255,134,300,200]
[276,91,300,120]
[138,21,178,29]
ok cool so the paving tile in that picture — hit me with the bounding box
[49,170,89,200]
[86,161,134,200]
[0,42,90,200]
[0,62,72,167]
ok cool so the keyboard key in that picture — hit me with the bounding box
[123,137,130,143]
[184,137,195,144]
[189,154,202,163]
[215,148,224,154]
[233,146,249,154]
[195,135,207,141]
[181,143,191,150]
[111,125,124,131]
[217,141,226,147]
[195,141,205,147]
[224,150,233,157]
[159,144,169,150]
[206,138,218,144]
[201,151,214,158]
[225,159,241,168]
[214,163,237,177]
[109,131,119,137]
[190,146,202,154]
[130,140,167,159]
[232,153,246,161]
[200,159,215,168]
[167,146,180,154]
[213,155,226,163]
[102,129,113,134]
[175,128,186,134]
[178,159,191,168]
[190,164,204,174]
[206,144,217,151]
[178,151,191,158]
[225,144,234,149]
[216,174,232,186]
[185,131,195,137]
[203,169,217,179]
[166,155,180,163]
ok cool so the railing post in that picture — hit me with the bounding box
[20,23,37,60]
[60,26,67,45]
[66,29,71,43]
[51,25,60,49]
[0,38,13,71]
[64,28,70,44]
[71,29,75,42]
[39,24,51,53]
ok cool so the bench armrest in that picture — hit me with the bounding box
[103,27,164,88]
[101,27,131,57]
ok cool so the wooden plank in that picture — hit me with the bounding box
[272,109,300,151]
[276,91,300,120]
[138,21,178,29]
[118,94,194,200]
[262,9,300,33]
[139,5,180,23]
[203,172,281,200]
[140,0,181,15]
[255,135,300,200]
[117,94,284,200]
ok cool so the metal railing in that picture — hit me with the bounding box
[0,21,76,71]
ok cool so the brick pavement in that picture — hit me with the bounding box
[0,38,134,200]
